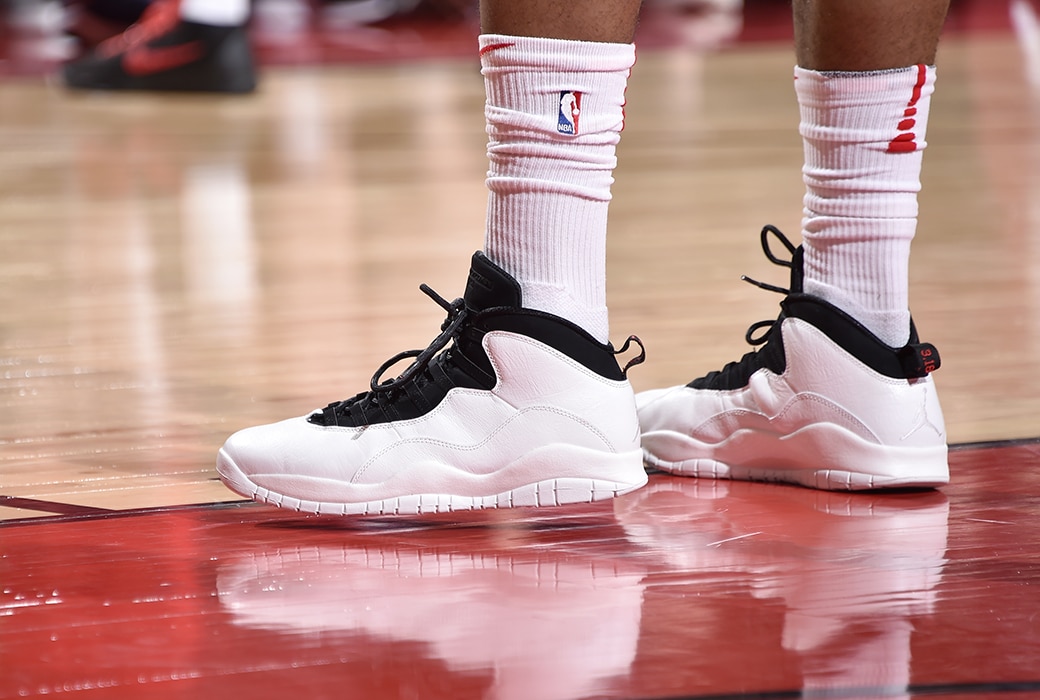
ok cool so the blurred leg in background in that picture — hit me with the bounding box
[63,0,256,92]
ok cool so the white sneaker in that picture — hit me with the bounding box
[217,252,648,515]
[637,226,949,491]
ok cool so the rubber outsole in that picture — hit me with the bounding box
[217,448,649,516]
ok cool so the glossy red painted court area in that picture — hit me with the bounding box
[3,441,1039,699]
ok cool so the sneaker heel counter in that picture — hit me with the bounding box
[608,380,642,452]
[895,375,947,448]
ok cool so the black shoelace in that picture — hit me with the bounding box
[690,225,797,389]
[738,224,801,342]
[309,284,472,428]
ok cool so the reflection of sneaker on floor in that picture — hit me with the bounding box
[637,226,949,491]
[615,476,949,612]
[63,0,257,93]
[614,476,949,699]
[217,251,648,515]
[217,537,645,700]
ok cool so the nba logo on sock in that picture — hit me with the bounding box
[558,91,582,135]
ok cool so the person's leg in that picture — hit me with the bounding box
[216,0,650,515]
[481,0,642,42]
[480,0,641,343]
[63,0,256,93]
[637,0,952,491]
[793,0,948,72]
[794,0,950,348]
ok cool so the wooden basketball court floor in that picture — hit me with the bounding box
[3,2,1040,698]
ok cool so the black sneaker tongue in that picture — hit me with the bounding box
[464,252,524,311]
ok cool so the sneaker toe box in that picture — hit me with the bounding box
[635,384,710,434]
[216,416,357,499]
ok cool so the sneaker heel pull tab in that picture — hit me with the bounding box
[616,335,646,378]
[898,342,941,378]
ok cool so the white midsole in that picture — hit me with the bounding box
[217,445,648,515]
[642,423,949,490]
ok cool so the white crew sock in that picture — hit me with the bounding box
[479,34,634,344]
[180,0,250,26]
[796,64,936,348]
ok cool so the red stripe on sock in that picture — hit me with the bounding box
[887,140,918,153]
[908,63,927,107]
[479,42,516,57]
[887,64,928,154]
